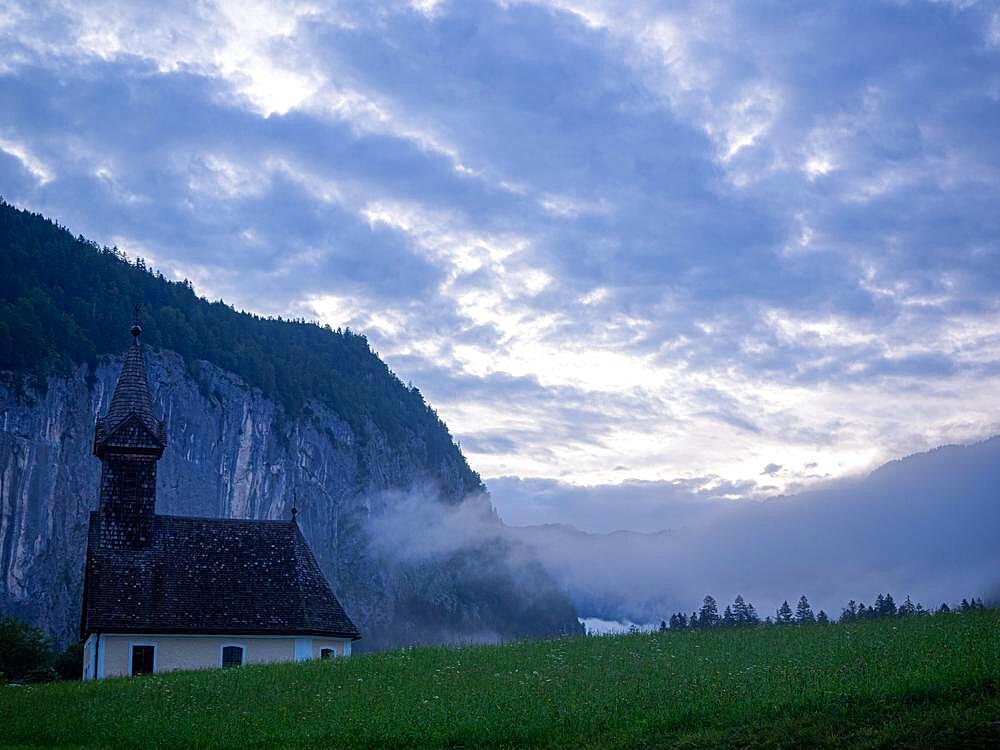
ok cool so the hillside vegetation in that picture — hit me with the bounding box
[2,612,998,749]
[0,200,481,494]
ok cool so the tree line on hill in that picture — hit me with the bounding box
[0,200,482,495]
[656,593,990,632]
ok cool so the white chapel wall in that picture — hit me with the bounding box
[99,634,295,677]
[93,634,353,678]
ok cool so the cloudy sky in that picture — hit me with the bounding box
[2,0,999,531]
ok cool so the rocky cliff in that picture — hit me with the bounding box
[0,348,581,649]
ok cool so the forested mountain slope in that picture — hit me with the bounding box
[0,201,581,647]
[0,200,480,496]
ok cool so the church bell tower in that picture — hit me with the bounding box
[92,308,166,549]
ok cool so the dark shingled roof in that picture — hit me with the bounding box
[81,514,360,639]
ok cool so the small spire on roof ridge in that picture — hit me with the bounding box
[291,507,299,524]
[130,303,142,340]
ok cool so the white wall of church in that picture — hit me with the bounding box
[88,634,352,678]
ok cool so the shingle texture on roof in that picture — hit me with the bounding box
[94,338,165,449]
[82,514,360,639]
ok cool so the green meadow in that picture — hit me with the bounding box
[2,613,999,749]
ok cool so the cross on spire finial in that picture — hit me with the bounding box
[130,304,143,340]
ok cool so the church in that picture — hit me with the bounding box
[81,316,359,679]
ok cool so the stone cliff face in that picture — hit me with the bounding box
[0,348,580,648]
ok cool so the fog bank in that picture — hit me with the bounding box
[511,437,1000,623]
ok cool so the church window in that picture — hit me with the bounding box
[130,645,155,675]
[321,648,336,659]
[222,645,245,668]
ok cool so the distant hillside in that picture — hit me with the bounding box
[0,201,581,648]
[514,437,1000,625]
[0,199,480,496]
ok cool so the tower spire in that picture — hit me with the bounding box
[92,307,167,549]
[95,306,164,452]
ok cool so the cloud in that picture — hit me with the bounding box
[1,0,998,501]
[489,474,747,532]
[358,484,584,646]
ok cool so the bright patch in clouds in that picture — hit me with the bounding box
[1,0,999,530]
[0,139,53,184]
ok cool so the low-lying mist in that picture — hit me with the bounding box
[368,437,1000,631]
[356,488,581,649]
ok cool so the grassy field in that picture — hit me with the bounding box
[2,613,999,749]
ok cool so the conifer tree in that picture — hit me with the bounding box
[722,605,736,628]
[882,593,897,617]
[795,595,816,624]
[776,600,794,624]
[699,596,720,628]
[731,595,743,624]
[874,593,886,616]
[938,602,951,614]
[816,610,830,624]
